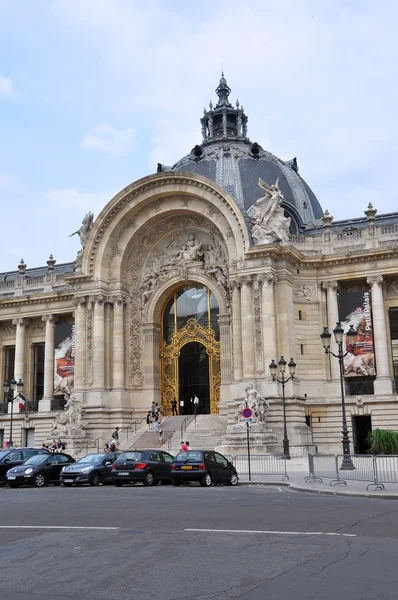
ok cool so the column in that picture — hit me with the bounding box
[261,273,277,368]
[230,280,243,380]
[241,275,255,378]
[93,295,105,389]
[40,314,56,411]
[219,314,232,383]
[73,297,87,390]
[113,296,126,389]
[322,281,340,380]
[12,317,27,383]
[367,276,391,393]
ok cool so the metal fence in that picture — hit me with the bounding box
[232,454,288,480]
[305,453,398,491]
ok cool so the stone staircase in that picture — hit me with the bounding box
[172,415,229,452]
[127,416,189,450]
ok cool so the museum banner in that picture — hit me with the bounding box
[54,323,75,394]
[338,290,375,377]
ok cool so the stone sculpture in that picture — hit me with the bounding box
[233,382,270,425]
[248,178,291,245]
[50,394,87,437]
[70,211,94,248]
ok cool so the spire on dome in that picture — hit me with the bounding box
[200,74,249,143]
[215,71,232,108]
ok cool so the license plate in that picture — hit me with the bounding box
[8,476,16,480]
[118,472,129,476]
[64,479,74,483]
[181,466,192,470]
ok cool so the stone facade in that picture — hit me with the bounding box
[1,76,398,455]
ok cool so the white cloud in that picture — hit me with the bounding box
[46,188,114,215]
[79,124,135,157]
[0,73,13,97]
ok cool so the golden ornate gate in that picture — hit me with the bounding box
[160,317,221,415]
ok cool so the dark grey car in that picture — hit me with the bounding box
[60,453,120,486]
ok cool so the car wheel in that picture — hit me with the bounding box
[229,473,239,486]
[90,472,101,486]
[200,473,212,487]
[143,471,155,487]
[63,482,73,487]
[172,479,180,487]
[114,481,123,487]
[9,483,20,488]
[33,473,46,488]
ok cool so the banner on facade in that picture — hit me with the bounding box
[54,323,75,395]
[338,290,375,377]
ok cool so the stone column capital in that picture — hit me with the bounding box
[94,294,105,306]
[112,294,127,306]
[73,296,87,308]
[41,314,57,325]
[242,275,253,287]
[12,317,28,327]
[367,275,383,287]
[322,280,339,292]
[259,272,277,286]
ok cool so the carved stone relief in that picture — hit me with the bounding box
[386,279,398,297]
[293,283,316,302]
[253,278,263,365]
[86,298,94,386]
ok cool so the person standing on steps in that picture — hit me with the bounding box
[151,401,156,419]
[159,429,164,447]
[181,441,189,451]
[171,398,178,416]
[146,411,152,431]
[112,427,120,449]
[193,394,199,415]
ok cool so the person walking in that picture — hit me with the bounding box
[146,411,152,431]
[159,429,164,447]
[171,398,178,416]
[193,394,199,415]
[151,401,156,419]
[112,427,120,449]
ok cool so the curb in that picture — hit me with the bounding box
[238,480,398,499]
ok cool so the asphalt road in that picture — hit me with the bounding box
[1,483,398,600]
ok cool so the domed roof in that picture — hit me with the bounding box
[158,75,323,231]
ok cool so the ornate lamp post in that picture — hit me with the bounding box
[269,357,296,460]
[321,322,356,470]
[3,377,23,448]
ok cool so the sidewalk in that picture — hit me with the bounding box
[237,457,398,499]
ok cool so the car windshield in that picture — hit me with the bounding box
[118,452,144,461]
[24,454,47,465]
[78,454,106,464]
[175,452,203,462]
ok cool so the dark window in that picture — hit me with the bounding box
[214,453,228,467]
[3,346,15,383]
[32,344,45,402]
[345,378,375,395]
[55,454,70,463]
[300,344,304,355]
[204,452,216,464]
[298,310,302,321]
[305,415,311,427]
[148,452,161,462]
[7,451,23,461]
[162,452,174,464]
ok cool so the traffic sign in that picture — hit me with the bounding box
[242,407,253,419]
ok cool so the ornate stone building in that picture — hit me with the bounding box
[1,74,398,454]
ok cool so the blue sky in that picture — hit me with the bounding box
[1,0,397,271]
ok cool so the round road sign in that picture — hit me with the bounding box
[242,407,253,419]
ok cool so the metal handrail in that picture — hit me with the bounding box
[117,418,142,443]
[180,417,189,441]
[79,436,104,454]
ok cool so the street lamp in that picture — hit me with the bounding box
[269,356,296,459]
[321,322,357,470]
[3,377,23,448]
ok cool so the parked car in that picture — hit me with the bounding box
[111,450,174,486]
[0,447,49,485]
[6,452,75,487]
[171,450,238,487]
[60,452,120,486]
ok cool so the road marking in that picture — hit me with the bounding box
[185,528,356,537]
[0,526,119,530]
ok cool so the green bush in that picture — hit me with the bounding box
[367,429,398,455]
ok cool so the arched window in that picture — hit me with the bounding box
[162,285,219,343]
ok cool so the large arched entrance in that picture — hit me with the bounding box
[160,284,220,415]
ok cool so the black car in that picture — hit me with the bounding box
[6,452,75,487]
[60,452,120,486]
[0,447,49,485]
[171,450,238,487]
[111,450,174,486]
